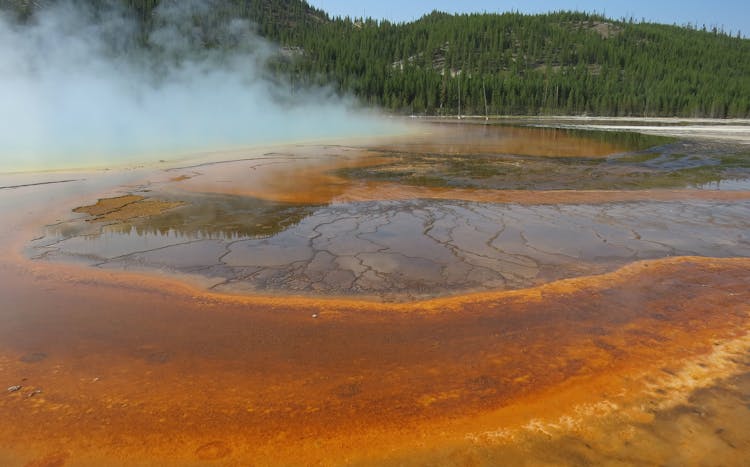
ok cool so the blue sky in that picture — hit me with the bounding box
[307,1,749,37]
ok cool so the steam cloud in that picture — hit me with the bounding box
[0,0,397,172]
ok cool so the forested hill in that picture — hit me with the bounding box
[3,0,750,118]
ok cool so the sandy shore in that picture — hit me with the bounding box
[420,115,750,144]
[543,123,750,143]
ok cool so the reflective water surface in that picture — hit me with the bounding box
[32,198,750,300]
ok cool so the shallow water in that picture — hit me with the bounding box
[350,133,750,191]
[33,198,750,300]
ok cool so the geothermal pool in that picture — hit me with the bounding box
[2,121,750,465]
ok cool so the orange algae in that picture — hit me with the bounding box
[375,124,633,158]
[72,194,143,216]
[73,195,185,222]
[1,255,749,465]
[160,148,750,206]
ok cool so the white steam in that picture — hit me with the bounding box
[0,0,397,172]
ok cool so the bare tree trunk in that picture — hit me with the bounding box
[482,79,489,120]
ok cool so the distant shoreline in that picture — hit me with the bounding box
[412,114,750,124]
[412,115,750,144]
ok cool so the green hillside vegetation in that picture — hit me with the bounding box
[4,0,750,117]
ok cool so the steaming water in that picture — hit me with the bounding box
[0,0,401,173]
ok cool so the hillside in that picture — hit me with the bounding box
[280,9,750,118]
[3,0,750,118]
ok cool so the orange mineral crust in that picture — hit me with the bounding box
[171,163,750,205]
[373,124,632,158]
[1,256,749,465]
[72,195,185,222]
[163,152,750,205]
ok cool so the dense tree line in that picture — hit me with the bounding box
[3,0,749,117]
